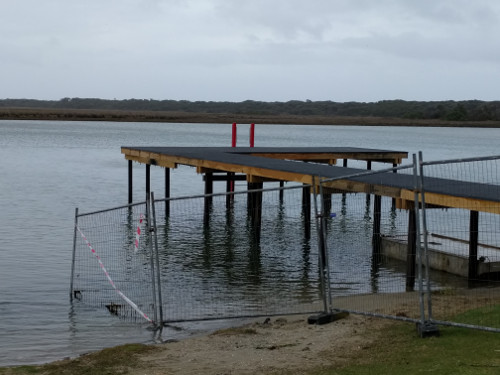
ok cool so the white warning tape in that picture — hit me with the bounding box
[76,226,153,323]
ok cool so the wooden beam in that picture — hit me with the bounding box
[402,190,500,215]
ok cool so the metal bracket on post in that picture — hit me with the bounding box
[416,321,440,338]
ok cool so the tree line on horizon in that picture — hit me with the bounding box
[1,98,499,121]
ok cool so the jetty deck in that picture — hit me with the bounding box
[121,146,500,283]
[121,146,500,213]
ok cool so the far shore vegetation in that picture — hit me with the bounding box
[1,98,500,127]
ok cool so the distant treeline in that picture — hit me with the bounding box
[1,98,500,121]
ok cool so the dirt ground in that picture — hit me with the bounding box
[136,313,389,375]
[127,288,499,374]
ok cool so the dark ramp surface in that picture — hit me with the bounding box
[122,146,500,206]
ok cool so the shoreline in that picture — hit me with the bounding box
[1,108,500,127]
[2,288,498,374]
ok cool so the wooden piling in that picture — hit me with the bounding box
[145,164,151,202]
[406,209,417,291]
[468,210,479,280]
[322,191,332,215]
[372,195,382,259]
[248,182,263,242]
[128,160,133,204]
[204,172,213,226]
[302,184,311,239]
[165,167,170,217]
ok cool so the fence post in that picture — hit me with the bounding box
[70,207,79,301]
[145,193,159,326]
[308,177,348,325]
[416,152,439,337]
[150,192,164,327]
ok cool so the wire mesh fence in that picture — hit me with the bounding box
[70,153,500,334]
[419,154,500,331]
[71,202,158,324]
[319,163,425,323]
[152,184,324,322]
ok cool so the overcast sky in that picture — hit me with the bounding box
[1,0,499,102]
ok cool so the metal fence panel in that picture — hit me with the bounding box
[71,202,157,323]
[420,154,500,331]
[318,163,426,323]
[152,184,324,322]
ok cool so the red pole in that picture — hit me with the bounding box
[249,123,255,147]
[229,123,237,194]
[231,123,237,147]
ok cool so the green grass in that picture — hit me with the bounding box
[453,304,500,328]
[314,307,500,375]
[0,344,155,375]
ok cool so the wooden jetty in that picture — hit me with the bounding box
[121,146,500,285]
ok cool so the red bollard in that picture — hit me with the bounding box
[249,123,255,147]
[232,123,237,147]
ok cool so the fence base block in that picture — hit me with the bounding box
[416,321,440,338]
[308,310,349,325]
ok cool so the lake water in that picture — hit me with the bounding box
[1,120,499,366]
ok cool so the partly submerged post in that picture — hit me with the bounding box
[468,210,479,281]
[302,184,311,239]
[128,160,133,204]
[248,182,263,243]
[406,208,417,291]
[372,195,382,259]
[145,164,151,202]
[165,167,170,217]
[204,172,213,226]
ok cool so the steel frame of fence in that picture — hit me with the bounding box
[71,183,330,328]
[70,153,500,335]
[418,152,500,334]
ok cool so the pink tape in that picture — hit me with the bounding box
[134,214,145,253]
[77,226,153,323]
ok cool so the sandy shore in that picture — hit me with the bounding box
[135,313,388,375]
[114,289,499,374]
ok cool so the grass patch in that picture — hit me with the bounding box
[314,307,500,375]
[0,344,156,375]
[453,304,500,328]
